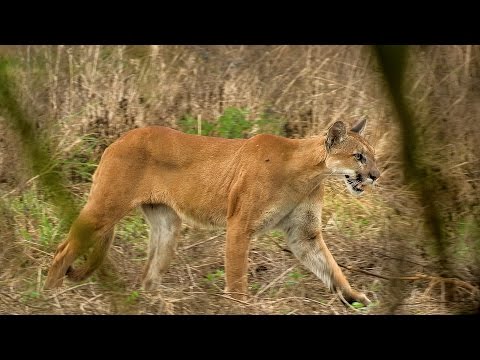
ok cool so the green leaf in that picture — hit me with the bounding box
[351,302,365,309]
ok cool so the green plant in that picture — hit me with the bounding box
[217,107,252,138]
[178,115,215,136]
[358,218,370,227]
[286,270,305,286]
[19,288,42,306]
[351,301,366,309]
[250,282,261,292]
[9,188,64,247]
[205,269,225,283]
[116,213,148,242]
[126,290,140,304]
[178,107,285,139]
[269,230,284,239]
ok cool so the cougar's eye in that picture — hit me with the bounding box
[354,153,366,164]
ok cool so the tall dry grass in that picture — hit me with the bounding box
[0,45,479,314]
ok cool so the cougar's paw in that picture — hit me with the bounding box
[65,265,89,281]
[224,287,249,301]
[342,290,371,307]
[43,275,64,290]
[355,293,371,306]
[142,279,155,291]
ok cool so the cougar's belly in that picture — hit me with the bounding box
[146,176,230,230]
[166,190,229,229]
[174,206,228,229]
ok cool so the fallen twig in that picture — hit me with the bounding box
[339,263,479,295]
[254,265,296,298]
[44,281,96,299]
[182,232,225,251]
[264,240,478,298]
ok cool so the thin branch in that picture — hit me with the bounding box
[254,265,296,298]
[339,263,479,295]
[181,232,225,251]
[44,281,96,299]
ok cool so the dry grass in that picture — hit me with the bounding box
[1,45,479,314]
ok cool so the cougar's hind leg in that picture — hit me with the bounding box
[62,191,141,285]
[141,204,182,291]
[45,187,139,289]
[44,208,99,289]
[45,137,153,289]
[65,226,115,282]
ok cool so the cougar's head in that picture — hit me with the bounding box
[324,118,380,196]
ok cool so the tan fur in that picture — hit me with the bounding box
[44,119,380,305]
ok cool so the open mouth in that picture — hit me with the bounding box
[344,174,365,194]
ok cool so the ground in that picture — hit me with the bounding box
[1,204,477,315]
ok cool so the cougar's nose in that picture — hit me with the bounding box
[369,169,380,181]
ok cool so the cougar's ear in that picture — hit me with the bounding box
[326,121,347,151]
[350,117,367,136]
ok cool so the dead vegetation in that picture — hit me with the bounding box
[0,45,479,314]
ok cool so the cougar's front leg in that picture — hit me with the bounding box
[224,215,253,301]
[283,207,371,305]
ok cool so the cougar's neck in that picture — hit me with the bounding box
[298,135,328,166]
[288,135,329,194]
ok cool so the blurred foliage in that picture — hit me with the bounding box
[1,45,479,314]
[0,57,78,229]
[178,106,285,138]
